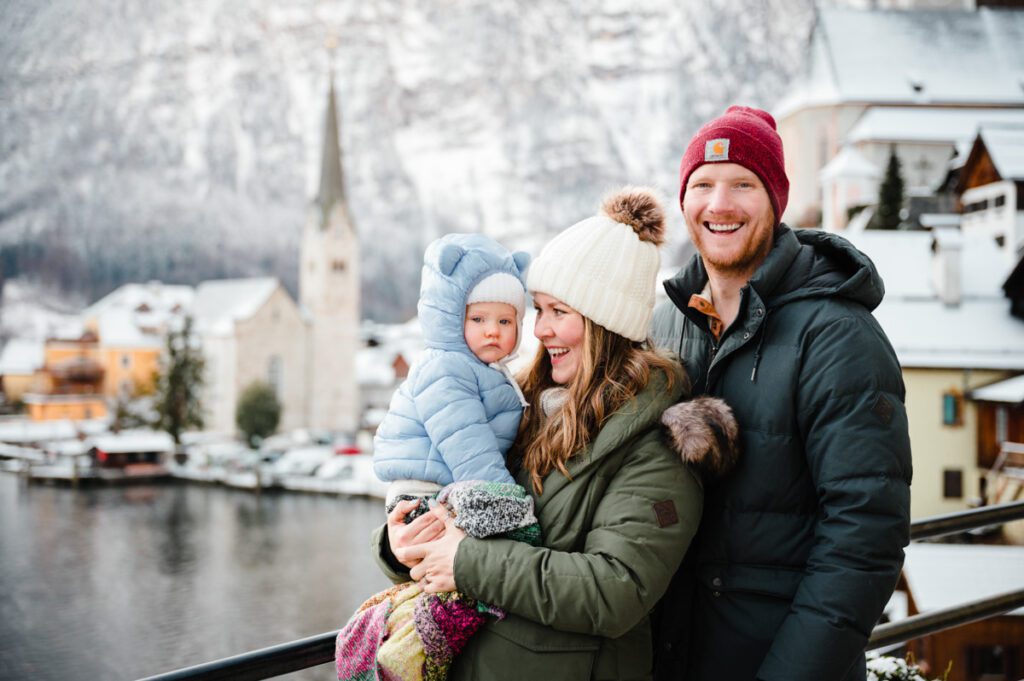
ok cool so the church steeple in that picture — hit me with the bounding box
[315,76,346,228]
[300,69,360,435]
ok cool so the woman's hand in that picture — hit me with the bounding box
[387,499,446,569]
[405,506,467,594]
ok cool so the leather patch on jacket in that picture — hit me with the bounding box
[653,500,679,528]
[872,394,894,425]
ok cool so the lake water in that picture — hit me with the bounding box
[0,473,391,680]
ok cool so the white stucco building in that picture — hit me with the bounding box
[775,6,1024,227]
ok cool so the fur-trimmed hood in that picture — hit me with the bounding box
[661,396,739,480]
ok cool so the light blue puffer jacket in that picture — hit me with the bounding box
[373,234,531,486]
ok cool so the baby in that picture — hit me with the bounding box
[372,232,531,520]
[339,234,538,681]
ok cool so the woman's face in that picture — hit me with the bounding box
[532,292,586,385]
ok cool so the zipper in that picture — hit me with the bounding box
[704,338,719,393]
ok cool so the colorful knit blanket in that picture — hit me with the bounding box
[336,481,539,681]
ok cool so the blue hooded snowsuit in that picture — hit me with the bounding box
[373,234,531,487]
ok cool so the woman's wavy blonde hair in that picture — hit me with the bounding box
[514,316,684,495]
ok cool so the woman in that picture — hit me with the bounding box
[373,187,735,681]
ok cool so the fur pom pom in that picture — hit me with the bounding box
[661,396,739,480]
[601,186,665,246]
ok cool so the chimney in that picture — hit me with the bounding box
[930,227,963,306]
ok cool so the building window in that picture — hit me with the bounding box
[332,259,346,272]
[267,355,282,397]
[121,353,131,368]
[993,194,1006,209]
[942,392,963,426]
[943,469,963,499]
[996,405,1009,447]
[967,644,1020,680]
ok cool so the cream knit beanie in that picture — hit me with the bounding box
[466,272,527,322]
[527,187,665,342]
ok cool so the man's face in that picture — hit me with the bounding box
[683,163,775,281]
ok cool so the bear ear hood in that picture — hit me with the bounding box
[436,242,466,277]
[418,233,530,352]
[512,251,531,278]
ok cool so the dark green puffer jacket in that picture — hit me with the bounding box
[650,226,912,681]
[373,367,705,680]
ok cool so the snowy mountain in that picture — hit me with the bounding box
[1,0,821,321]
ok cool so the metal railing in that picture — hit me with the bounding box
[140,500,1024,681]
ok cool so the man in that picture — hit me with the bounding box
[650,106,912,681]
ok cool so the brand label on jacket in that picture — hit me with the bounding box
[653,500,679,527]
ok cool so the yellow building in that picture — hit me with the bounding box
[902,367,1012,518]
[21,332,107,422]
[81,282,194,398]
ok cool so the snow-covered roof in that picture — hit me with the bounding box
[90,430,175,454]
[903,543,1024,616]
[979,124,1024,181]
[845,230,1009,299]
[776,8,1024,117]
[0,419,103,444]
[918,214,961,229]
[96,308,163,348]
[819,146,880,181]
[873,298,1024,369]
[846,108,1024,146]
[969,374,1024,404]
[357,318,426,386]
[83,282,194,348]
[0,338,44,375]
[841,230,1024,370]
[193,278,280,336]
[85,282,194,319]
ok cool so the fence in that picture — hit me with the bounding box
[140,500,1024,681]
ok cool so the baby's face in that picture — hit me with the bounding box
[464,302,518,363]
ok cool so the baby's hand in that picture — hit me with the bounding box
[388,499,446,568]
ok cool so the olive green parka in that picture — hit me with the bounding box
[373,366,705,680]
[650,226,912,681]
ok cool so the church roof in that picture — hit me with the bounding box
[314,78,346,227]
[776,7,1024,118]
[193,278,280,336]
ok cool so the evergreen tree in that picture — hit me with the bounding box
[236,381,281,447]
[873,146,905,230]
[153,317,205,444]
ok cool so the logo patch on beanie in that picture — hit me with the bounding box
[705,138,730,162]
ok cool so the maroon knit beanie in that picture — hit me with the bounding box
[678,105,789,226]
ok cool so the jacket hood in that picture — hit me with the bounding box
[418,233,531,353]
[664,225,885,313]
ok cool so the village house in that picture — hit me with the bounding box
[80,281,194,397]
[20,331,108,421]
[957,124,1024,263]
[775,4,1024,228]
[894,542,1024,680]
